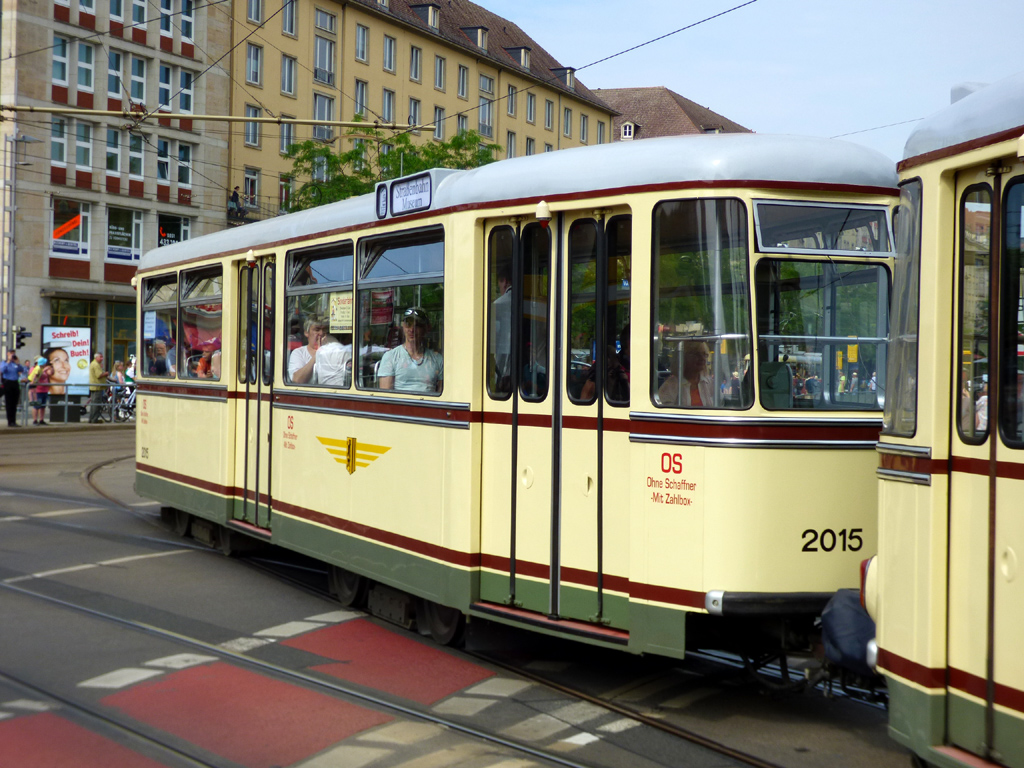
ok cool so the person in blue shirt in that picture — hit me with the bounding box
[2,351,27,427]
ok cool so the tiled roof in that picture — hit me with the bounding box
[348,0,614,113]
[591,86,749,138]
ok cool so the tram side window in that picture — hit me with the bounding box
[141,275,178,378]
[519,223,551,401]
[284,242,354,387]
[357,231,444,394]
[487,227,514,398]
[883,181,922,437]
[1000,179,1024,445]
[755,202,890,255]
[754,260,888,411]
[957,186,991,442]
[178,267,223,380]
[652,198,752,409]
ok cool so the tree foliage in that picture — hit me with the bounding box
[284,124,501,212]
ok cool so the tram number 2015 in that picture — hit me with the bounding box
[801,528,863,553]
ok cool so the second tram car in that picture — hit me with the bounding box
[871,72,1024,768]
[135,133,897,661]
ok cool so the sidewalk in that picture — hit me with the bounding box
[1,420,134,434]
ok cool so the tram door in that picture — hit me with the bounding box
[479,213,631,625]
[947,163,1024,767]
[233,258,276,530]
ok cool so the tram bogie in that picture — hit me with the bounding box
[136,134,897,664]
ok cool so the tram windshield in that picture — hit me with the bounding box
[755,260,888,410]
[755,201,890,256]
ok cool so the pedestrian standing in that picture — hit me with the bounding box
[88,352,109,423]
[2,351,27,427]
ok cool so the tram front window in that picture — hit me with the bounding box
[755,260,888,410]
[652,198,752,409]
[755,202,890,254]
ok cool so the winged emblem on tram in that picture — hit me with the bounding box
[316,437,391,475]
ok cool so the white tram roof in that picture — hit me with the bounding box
[903,70,1024,162]
[140,133,896,272]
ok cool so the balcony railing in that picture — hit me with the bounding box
[226,193,290,225]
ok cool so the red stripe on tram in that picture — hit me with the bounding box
[876,647,945,689]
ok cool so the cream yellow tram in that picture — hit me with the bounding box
[869,72,1024,768]
[135,133,896,659]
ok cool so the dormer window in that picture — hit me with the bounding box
[621,122,635,140]
[461,26,487,51]
[505,46,531,69]
[377,0,388,8]
[703,126,723,134]
[411,2,439,27]
[551,67,575,90]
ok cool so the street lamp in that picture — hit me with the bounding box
[2,132,41,356]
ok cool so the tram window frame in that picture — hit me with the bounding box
[882,179,922,438]
[140,273,178,379]
[753,200,892,257]
[651,197,753,410]
[517,222,551,402]
[177,266,223,380]
[356,227,445,395]
[999,177,1024,447]
[956,183,992,444]
[487,225,515,400]
[283,240,354,388]
[754,258,888,411]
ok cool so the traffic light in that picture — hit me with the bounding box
[15,327,31,349]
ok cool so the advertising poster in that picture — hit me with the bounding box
[41,326,92,396]
[330,291,353,334]
[370,289,394,325]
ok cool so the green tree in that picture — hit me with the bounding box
[284,123,500,212]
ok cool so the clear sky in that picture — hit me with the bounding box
[481,0,1023,162]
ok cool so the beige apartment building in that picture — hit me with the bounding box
[228,0,615,217]
[0,0,230,361]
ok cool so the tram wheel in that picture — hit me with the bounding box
[419,600,465,646]
[173,509,191,538]
[329,566,368,608]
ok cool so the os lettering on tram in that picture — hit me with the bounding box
[661,452,684,474]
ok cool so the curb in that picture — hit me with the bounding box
[1,423,135,435]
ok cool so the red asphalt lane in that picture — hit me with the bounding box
[101,662,392,768]
[282,618,495,704]
[0,711,169,768]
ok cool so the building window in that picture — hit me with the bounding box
[545,99,553,130]
[563,108,572,137]
[181,0,193,40]
[246,44,262,85]
[106,207,143,261]
[410,45,421,82]
[457,113,468,134]
[51,118,67,164]
[157,137,170,180]
[433,107,445,140]
[355,24,368,62]
[597,121,605,145]
[177,143,192,185]
[621,123,633,140]
[51,199,91,258]
[383,35,396,72]
[79,0,94,11]
[132,0,145,24]
[281,0,296,35]
[478,97,493,137]
[245,105,261,146]
[280,55,296,95]
[110,0,123,21]
[506,131,515,159]
[314,7,335,32]
[313,92,333,141]
[507,85,516,116]
[457,65,468,98]
[75,122,92,167]
[544,143,552,152]
[525,137,535,155]
[179,70,193,112]
[351,138,366,171]
[128,57,145,103]
[128,133,143,176]
[314,36,335,85]
[52,36,69,84]
[479,74,494,94]
[160,0,172,35]
[354,79,367,117]
[107,51,123,97]
[105,128,120,173]
[434,55,445,90]
[157,214,190,246]
[280,119,295,154]
[580,114,588,143]
[158,65,172,108]
[244,168,259,207]
[247,0,261,22]
[409,98,420,130]
[382,88,395,122]
[526,92,535,124]
[77,43,95,92]
[279,176,293,211]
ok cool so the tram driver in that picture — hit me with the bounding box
[378,307,443,393]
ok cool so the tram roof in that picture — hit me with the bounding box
[141,133,896,272]
[903,70,1024,164]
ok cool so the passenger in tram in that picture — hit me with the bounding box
[288,317,326,384]
[314,334,352,387]
[521,341,548,398]
[378,307,443,393]
[195,341,222,379]
[976,379,989,431]
[491,264,513,390]
[149,340,171,376]
[657,340,714,407]
[580,323,630,402]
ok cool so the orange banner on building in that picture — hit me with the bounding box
[52,214,81,240]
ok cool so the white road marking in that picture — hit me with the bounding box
[501,713,572,741]
[3,699,51,712]
[254,621,324,638]
[549,701,606,726]
[98,549,192,566]
[356,722,442,744]
[129,501,161,507]
[305,610,360,623]
[79,668,164,689]
[463,678,533,697]
[597,718,641,733]
[559,732,601,747]
[294,745,390,768]
[0,712,12,720]
[144,654,218,670]
[33,507,105,518]
[0,516,26,522]
[4,564,97,583]
[219,637,275,652]
[431,696,497,717]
